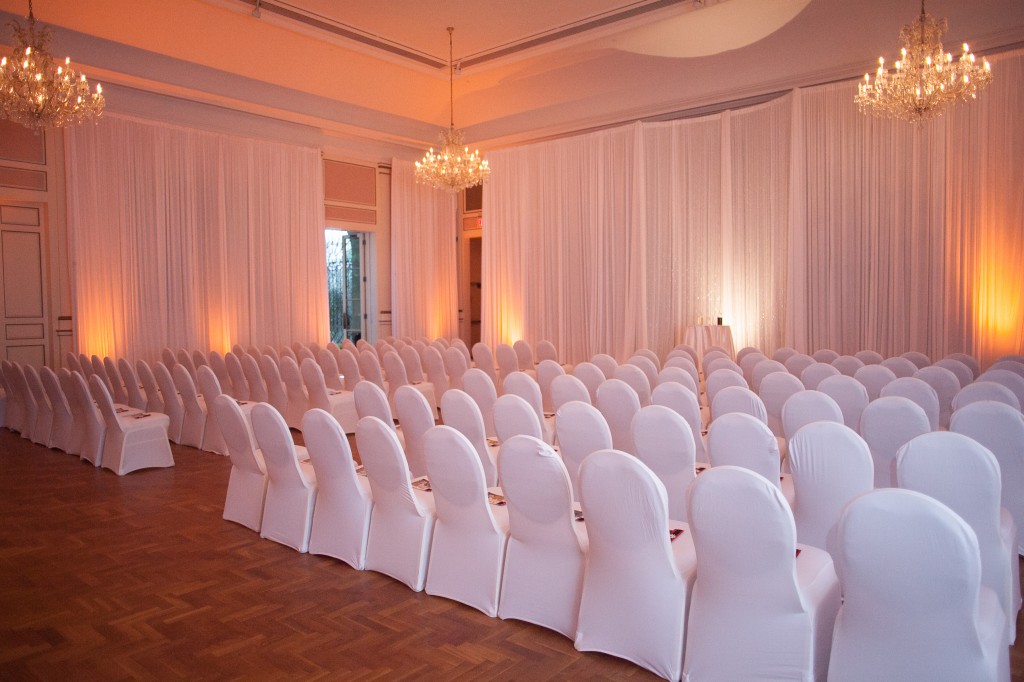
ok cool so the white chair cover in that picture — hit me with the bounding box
[176,350,198,383]
[172,363,206,449]
[751,359,788,393]
[495,343,520,383]
[633,348,661,371]
[208,351,232,398]
[133,359,163,415]
[398,344,427,385]
[212,394,266,531]
[497,435,587,639]
[812,348,840,364]
[613,363,652,408]
[452,339,473,373]
[513,339,536,373]
[817,374,870,431]
[951,400,1024,555]
[317,347,344,391]
[707,412,793,502]
[536,340,559,363]
[859,395,931,488]
[336,347,363,392]
[278,356,309,430]
[831,355,865,377]
[550,374,591,410]
[463,368,498,438]
[238,353,267,403]
[444,346,470,391]
[784,352,816,378]
[102,356,129,405]
[739,352,769,386]
[854,364,897,401]
[192,349,209,370]
[536,359,566,413]
[1,361,26,434]
[251,403,317,552]
[68,370,104,464]
[357,415,436,591]
[23,365,52,446]
[117,358,148,411]
[257,354,288,421]
[471,342,500,390]
[705,368,748,410]
[735,346,761,363]
[394,385,434,478]
[881,376,941,431]
[800,361,840,390]
[574,449,695,681]
[40,367,74,453]
[153,361,185,444]
[979,369,1024,411]
[947,352,982,379]
[683,466,840,682]
[657,365,699,396]
[421,346,449,399]
[901,350,931,368]
[300,357,358,433]
[936,357,976,390]
[760,370,805,437]
[898,431,1021,643]
[989,360,1024,378]
[854,350,884,365]
[65,352,84,375]
[627,355,661,390]
[303,408,372,569]
[915,365,962,429]
[672,343,700,367]
[571,362,605,402]
[780,389,843,440]
[503,371,553,444]
[651,381,707,461]
[710,385,768,424]
[424,425,510,616]
[632,405,697,522]
[788,421,874,550]
[554,400,612,503]
[439,389,498,487]
[494,393,543,443]
[590,353,618,379]
[881,356,919,378]
[828,489,1007,682]
[954,380,1021,412]
[772,346,798,364]
[383,350,437,415]
[665,356,701,390]
[595,378,640,454]
[354,380,400,438]
[90,374,174,476]
[225,352,250,401]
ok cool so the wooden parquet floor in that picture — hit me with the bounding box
[2,426,1024,680]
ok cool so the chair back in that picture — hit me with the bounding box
[978,368,1024,410]
[707,412,781,487]
[495,343,519,382]
[103,356,129,404]
[91,355,112,392]
[136,359,165,414]
[627,355,661,388]
[316,348,344,390]
[355,415,429,517]
[854,350,884,365]
[881,356,918,378]
[422,346,449,397]
[300,357,332,412]
[901,351,931,368]
[935,358,974,389]
[772,346,798,364]
[590,353,618,379]
[812,348,840,364]
[394,385,434,478]
[225,352,250,401]
[382,351,409,401]
[153,361,184,440]
[914,365,961,428]
[551,374,591,410]
[358,349,387,391]
[494,393,543,442]
[41,366,73,451]
[208,351,232,395]
[439,389,497,487]
[953,380,1020,412]
[880,376,940,430]
[946,352,981,378]
[613,363,652,407]
[502,372,547,433]
[784,353,815,377]
[760,370,804,437]
[817,374,870,431]
[859,396,931,488]
[513,340,535,371]
[854,364,897,401]
[424,425,500,534]
[258,355,288,418]
[651,382,706,461]
[335,347,362,391]
[751,359,788,393]
[471,342,500,388]
[831,355,865,377]
[444,346,469,390]
[212,394,260,471]
[536,359,565,413]
[800,361,840,390]
[398,344,426,384]
[595,378,641,454]
[462,368,498,438]
[710,385,767,424]
[354,380,396,432]
[780,389,843,440]
[535,340,559,363]
[251,403,312,490]
[571,362,605,402]
[739,352,769,385]
[161,347,177,368]
[118,358,147,410]
[239,354,268,402]
[555,400,612,502]
[632,405,696,521]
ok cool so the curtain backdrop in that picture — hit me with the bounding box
[480,48,1024,367]
[389,160,459,341]
[66,115,327,362]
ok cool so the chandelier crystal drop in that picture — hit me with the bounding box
[855,0,992,123]
[0,0,105,130]
[415,27,490,192]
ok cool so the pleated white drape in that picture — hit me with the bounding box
[482,48,1024,367]
[66,115,328,362]
[390,160,459,340]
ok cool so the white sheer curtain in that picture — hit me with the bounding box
[389,160,459,340]
[484,48,1024,367]
[65,115,327,362]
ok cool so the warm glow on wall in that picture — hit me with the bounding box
[973,247,1023,356]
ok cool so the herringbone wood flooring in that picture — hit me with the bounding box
[2,427,1023,680]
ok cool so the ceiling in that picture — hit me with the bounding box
[1,0,1022,161]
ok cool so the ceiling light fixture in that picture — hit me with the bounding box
[0,0,105,129]
[855,0,992,122]
[415,27,490,192]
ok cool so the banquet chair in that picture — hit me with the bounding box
[471,342,500,390]
[278,346,298,363]
[195,365,228,456]
[65,352,84,375]
[935,357,975,390]
[651,381,707,461]
[503,371,554,443]
[23,365,52,446]
[383,350,437,415]
[77,352,94,379]
[627,355,660,390]
[787,421,873,550]
[535,340,560,364]
[497,434,587,638]
[354,380,403,446]
[296,347,316,365]
[783,352,815,378]
[251,403,317,552]
[881,376,941,431]
[336,347,364,392]
[554,400,612,503]
[953,381,1020,412]
[153,361,185,444]
[735,346,761,364]
[90,355,113,394]
[398,344,428,385]
[710,385,768,424]
[495,343,520,384]
[551,374,591,411]
[828,489,1007,682]
[853,363,897,401]
[440,389,499,487]
[175,349,198,384]
[40,367,74,453]
[989,360,1024,378]
[707,412,794,504]
[258,354,289,422]
[772,346,798,364]
[444,346,470,391]
[951,401,1024,554]
[423,425,510,616]
[1,361,25,434]
[780,389,843,441]
[452,339,473,373]
[760,370,804,437]
[394,385,435,478]
[702,350,730,374]
[816,374,869,431]
[590,353,618,379]
[278,356,309,430]
[706,369,749,414]
[706,357,743,378]
[135,359,165,415]
[316,347,344,391]
[212,394,266,532]
[595,378,641,454]
[191,349,208,371]
[90,374,174,476]
[9,363,38,441]
[357,415,436,591]
[897,431,1021,643]
[859,396,931,488]
[751,358,788,393]
[812,348,840,364]
[881,356,919,378]
[239,353,268,403]
[739,352,769,386]
[225,352,251,401]
[536,359,565,414]
[301,357,358,433]
[161,347,177,369]
[172,363,206,449]
[118,358,148,411]
[68,371,105,465]
[658,365,699,395]
[513,339,536,375]
[915,364,962,428]
[302,408,372,569]
[421,346,449,400]
[571,362,605,403]
[682,466,840,682]
[666,356,701,390]
[574,449,696,681]
[102,356,130,405]
[613,363,652,407]
[494,393,544,443]
[854,349,884,365]
[831,355,864,377]
[901,350,931,369]
[672,343,700,368]
[633,348,661,370]
[631,405,697,522]
[235,343,249,358]
[946,352,981,379]
[800,361,840,390]
[978,369,1024,411]
[207,351,233,398]
[358,349,388,395]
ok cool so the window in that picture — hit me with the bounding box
[325,229,363,343]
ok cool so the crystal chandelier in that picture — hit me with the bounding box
[415,27,490,192]
[0,0,105,130]
[855,0,992,122]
